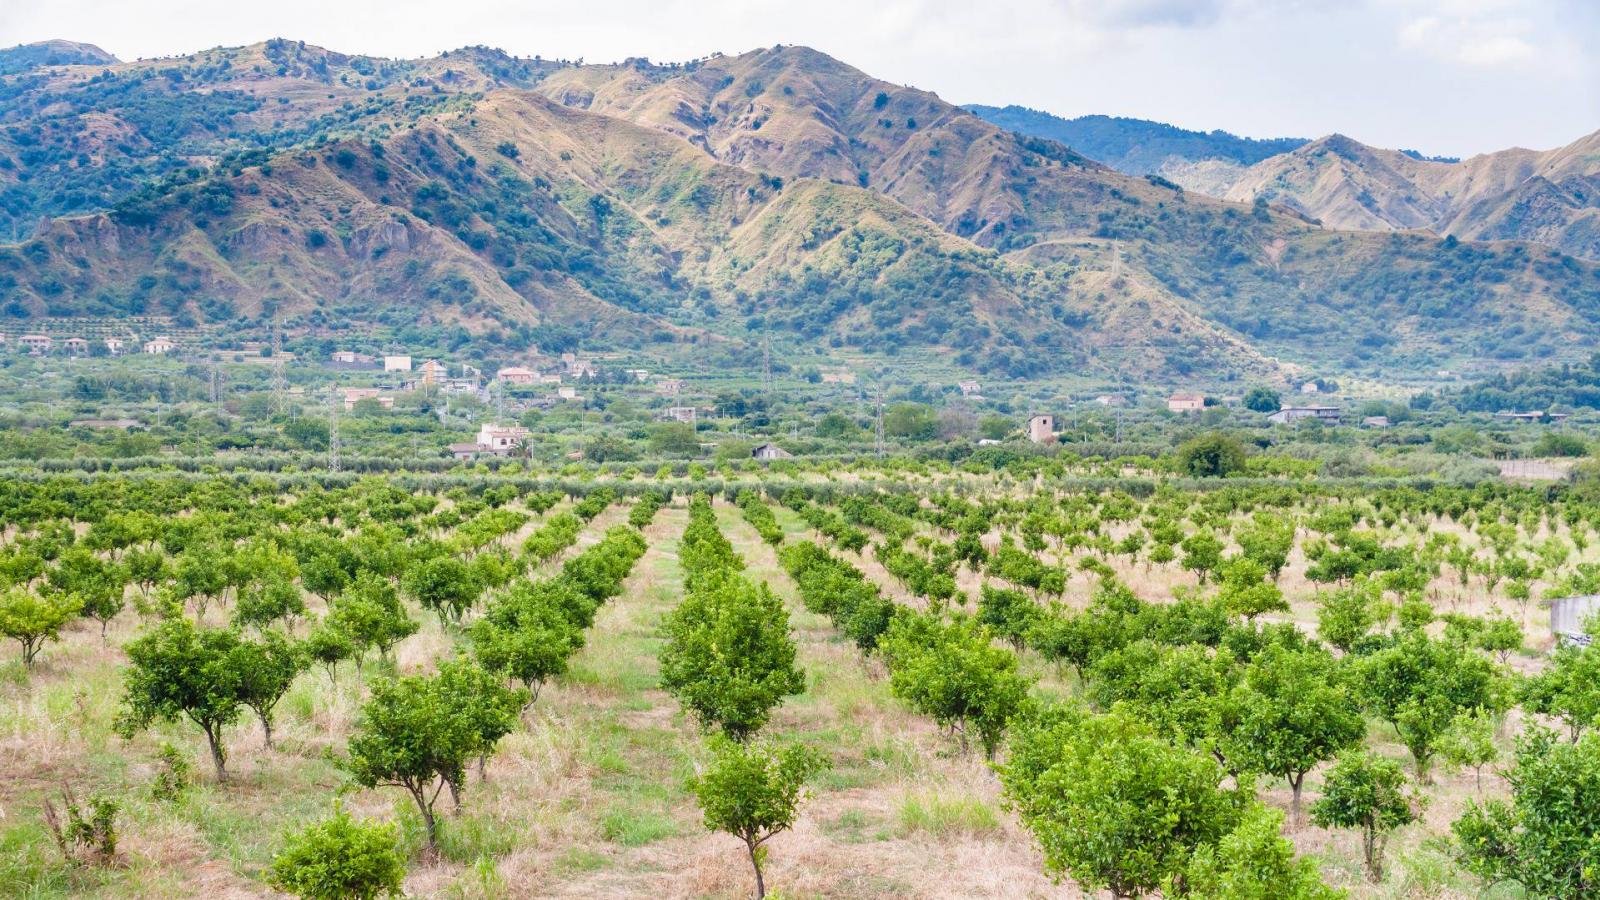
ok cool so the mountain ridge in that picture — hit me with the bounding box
[2,39,1599,382]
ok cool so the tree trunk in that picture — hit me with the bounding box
[205,726,229,783]
[448,776,462,811]
[259,712,275,751]
[1289,773,1305,829]
[412,786,437,850]
[746,838,765,899]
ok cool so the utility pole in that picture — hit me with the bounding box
[1111,240,1123,278]
[328,393,341,474]
[209,362,219,407]
[761,321,773,399]
[874,386,885,458]
[271,318,287,415]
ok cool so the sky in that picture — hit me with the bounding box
[1,0,1595,157]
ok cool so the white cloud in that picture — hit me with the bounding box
[1395,3,1539,67]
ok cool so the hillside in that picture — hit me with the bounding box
[1217,131,1600,261]
[965,106,1307,175]
[0,39,117,75]
[2,40,1600,380]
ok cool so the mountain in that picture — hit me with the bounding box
[1210,131,1600,261]
[2,40,1600,382]
[965,106,1307,176]
[0,40,117,76]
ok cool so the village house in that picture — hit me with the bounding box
[568,360,598,379]
[751,443,793,461]
[1300,381,1321,394]
[331,350,359,364]
[383,355,412,373]
[1027,414,1056,444]
[342,388,393,412]
[418,359,447,381]
[1167,392,1206,414]
[1267,406,1341,425]
[143,337,176,355]
[104,337,125,356]
[1361,415,1391,428]
[19,334,52,355]
[626,368,650,382]
[656,379,685,397]
[958,380,982,398]
[62,337,89,357]
[1094,394,1128,407]
[557,385,579,400]
[820,371,857,385]
[665,406,697,424]
[477,423,530,451]
[1494,410,1570,424]
[497,366,537,385]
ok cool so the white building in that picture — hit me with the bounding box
[104,337,125,356]
[383,355,412,373]
[142,337,176,355]
[476,423,530,451]
[19,334,52,354]
[1267,406,1341,425]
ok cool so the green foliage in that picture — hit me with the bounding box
[879,611,1031,757]
[150,742,193,802]
[1222,645,1365,824]
[1454,727,1600,897]
[999,706,1248,899]
[0,587,82,668]
[690,736,829,900]
[1310,751,1418,883]
[659,572,805,741]
[402,556,481,624]
[116,618,245,782]
[1175,805,1344,900]
[345,660,524,848]
[1176,433,1247,478]
[268,804,407,900]
[1242,386,1281,414]
[1523,643,1600,741]
[1358,632,1505,779]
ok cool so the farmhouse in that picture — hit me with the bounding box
[1267,406,1341,425]
[958,380,982,398]
[665,407,697,424]
[418,359,447,380]
[1361,416,1391,428]
[752,443,793,461]
[143,337,176,355]
[1027,414,1055,444]
[19,334,52,354]
[1494,411,1570,424]
[104,338,125,355]
[1167,392,1205,413]
[383,355,412,372]
[342,388,393,411]
[656,379,685,397]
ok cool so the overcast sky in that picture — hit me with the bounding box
[2,0,1594,157]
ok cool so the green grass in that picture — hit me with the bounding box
[598,807,679,846]
[894,791,1001,839]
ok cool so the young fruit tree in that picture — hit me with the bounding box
[267,803,407,900]
[998,706,1248,899]
[345,662,523,849]
[659,575,805,741]
[0,587,82,668]
[690,736,828,900]
[1310,751,1418,883]
[1454,727,1600,897]
[1221,644,1366,826]
[116,619,247,782]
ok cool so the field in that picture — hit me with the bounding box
[0,467,1593,898]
